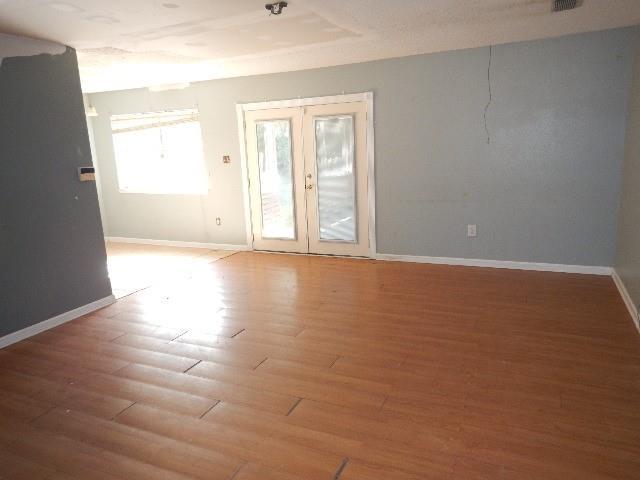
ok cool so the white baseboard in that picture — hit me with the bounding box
[0,294,116,350]
[375,253,612,275]
[612,269,640,333]
[105,236,249,251]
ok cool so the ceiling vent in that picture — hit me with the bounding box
[552,0,583,12]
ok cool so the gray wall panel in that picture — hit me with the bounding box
[0,47,112,337]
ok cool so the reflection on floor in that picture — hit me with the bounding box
[0,252,638,478]
[106,241,236,298]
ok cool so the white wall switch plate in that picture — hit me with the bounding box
[467,224,477,237]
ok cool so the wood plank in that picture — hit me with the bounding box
[188,360,387,413]
[256,358,392,396]
[9,340,129,374]
[32,407,242,480]
[0,417,170,480]
[175,331,340,367]
[233,463,304,480]
[115,403,344,480]
[0,366,135,420]
[76,370,217,417]
[28,331,199,372]
[0,449,55,480]
[0,391,53,422]
[0,251,638,479]
[116,363,298,416]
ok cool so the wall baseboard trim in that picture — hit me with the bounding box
[612,269,640,333]
[105,236,250,251]
[0,294,116,350]
[375,253,612,275]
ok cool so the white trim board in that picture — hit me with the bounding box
[375,253,612,275]
[238,93,373,111]
[0,294,116,350]
[612,269,640,333]
[105,236,250,251]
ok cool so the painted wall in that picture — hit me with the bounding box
[616,28,640,317]
[0,40,112,338]
[90,28,633,266]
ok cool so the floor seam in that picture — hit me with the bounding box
[328,355,341,368]
[378,395,389,413]
[112,401,137,420]
[333,457,350,479]
[28,405,58,425]
[230,328,245,338]
[228,461,247,480]
[286,398,303,416]
[170,330,189,342]
[109,332,128,342]
[183,359,202,373]
[253,357,268,370]
[199,400,221,419]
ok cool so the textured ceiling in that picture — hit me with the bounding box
[0,0,639,92]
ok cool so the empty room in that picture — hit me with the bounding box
[2,0,640,478]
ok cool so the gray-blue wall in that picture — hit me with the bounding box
[616,28,640,320]
[90,27,634,266]
[0,47,112,337]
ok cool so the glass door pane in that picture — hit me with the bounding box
[314,116,356,242]
[256,120,296,239]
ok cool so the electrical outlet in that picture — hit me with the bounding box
[467,224,477,237]
[216,217,221,226]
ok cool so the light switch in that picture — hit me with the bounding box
[78,166,96,182]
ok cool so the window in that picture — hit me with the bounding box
[110,109,208,194]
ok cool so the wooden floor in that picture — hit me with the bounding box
[106,241,236,298]
[1,252,640,479]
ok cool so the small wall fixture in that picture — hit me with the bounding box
[265,1,287,15]
[78,166,96,182]
[552,0,582,12]
[85,106,98,117]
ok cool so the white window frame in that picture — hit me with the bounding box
[110,108,209,195]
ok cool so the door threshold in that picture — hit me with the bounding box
[253,250,371,260]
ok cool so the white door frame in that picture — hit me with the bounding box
[236,92,376,258]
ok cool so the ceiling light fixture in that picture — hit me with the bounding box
[265,1,287,16]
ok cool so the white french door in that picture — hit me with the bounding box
[244,98,371,257]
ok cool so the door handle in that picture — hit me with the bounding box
[306,184,313,190]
